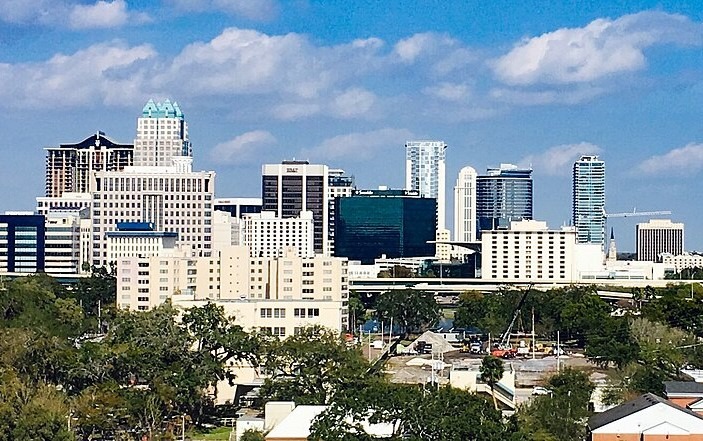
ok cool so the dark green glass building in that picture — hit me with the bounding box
[334,189,436,264]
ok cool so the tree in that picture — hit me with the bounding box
[310,382,519,441]
[374,289,440,338]
[73,265,116,329]
[240,429,265,441]
[258,326,372,405]
[479,355,504,410]
[348,290,367,330]
[586,317,639,369]
[453,290,488,330]
[518,368,594,441]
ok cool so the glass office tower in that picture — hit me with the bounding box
[334,189,436,264]
[476,164,533,236]
[572,155,606,247]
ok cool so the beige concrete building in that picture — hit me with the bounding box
[636,219,684,262]
[661,252,703,273]
[117,246,350,331]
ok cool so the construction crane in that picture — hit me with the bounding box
[491,284,532,359]
[603,208,672,219]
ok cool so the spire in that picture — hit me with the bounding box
[610,227,614,240]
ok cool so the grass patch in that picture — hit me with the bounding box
[189,426,232,440]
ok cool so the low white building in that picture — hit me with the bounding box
[481,220,603,283]
[661,252,703,273]
[44,210,92,275]
[242,211,314,258]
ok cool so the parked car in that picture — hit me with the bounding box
[531,386,551,396]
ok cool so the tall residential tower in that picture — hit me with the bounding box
[572,155,606,247]
[454,166,478,242]
[404,141,447,228]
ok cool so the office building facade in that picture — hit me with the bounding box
[454,166,478,242]
[91,159,215,267]
[45,131,133,198]
[476,164,533,236]
[0,213,45,273]
[405,141,447,228]
[334,189,436,264]
[44,211,91,275]
[636,219,684,262]
[573,155,606,247]
[134,99,191,167]
[262,161,328,254]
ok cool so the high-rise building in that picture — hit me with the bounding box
[334,189,436,264]
[636,219,684,262]
[134,99,191,167]
[44,210,91,275]
[327,169,355,255]
[572,155,606,247]
[45,131,133,197]
[405,141,447,228]
[454,166,478,242]
[262,161,326,254]
[0,213,45,273]
[476,164,533,236]
[91,158,215,267]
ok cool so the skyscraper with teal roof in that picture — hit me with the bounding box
[134,99,192,167]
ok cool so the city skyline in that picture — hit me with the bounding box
[0,1,702,251]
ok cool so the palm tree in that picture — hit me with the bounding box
[480,355,505,410]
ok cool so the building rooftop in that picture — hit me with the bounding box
[664,381,703,395]
[141,98,184,119]
[587,393,703,431]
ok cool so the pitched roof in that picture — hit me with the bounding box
[665,381,703,395]
[588,393,703,431]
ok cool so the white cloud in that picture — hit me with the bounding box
[393,32,475,76]
[0,41,156,107]
[167,0,278,21]
[0,0,149,28]
[493,11,702,85]
[271,103,321,121]
[520,142,602,175]
[69,0,150,29]
[210,130,277,165]
[329,88,377,118]
[424,82,471,102]
[301,128,414,161]
[490,86,606,105]
[637,143,703,175]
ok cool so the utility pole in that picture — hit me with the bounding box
[531,307,535,360]
[557,331,561,372]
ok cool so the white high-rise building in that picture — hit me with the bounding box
[134,99,191,167]
[91,158,215,267]
[405,140,447,229]
[454,166,478,242]
[636,219,684,262]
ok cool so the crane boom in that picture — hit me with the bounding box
[500,284,533,347]
[603,208,671,218]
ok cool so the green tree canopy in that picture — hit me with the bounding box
[258,326,372,405]
[518,368,594,441]
[374,289,440,338]
[479,355,505,409]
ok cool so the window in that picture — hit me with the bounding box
[274,308,286,318]
[307,308,320,317]
[294,308,306,318]
[260,308,272,318]
[273,327,286,337]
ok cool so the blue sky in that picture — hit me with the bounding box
[1,0,702,251]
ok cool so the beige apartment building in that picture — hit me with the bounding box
[117,246,350,333]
